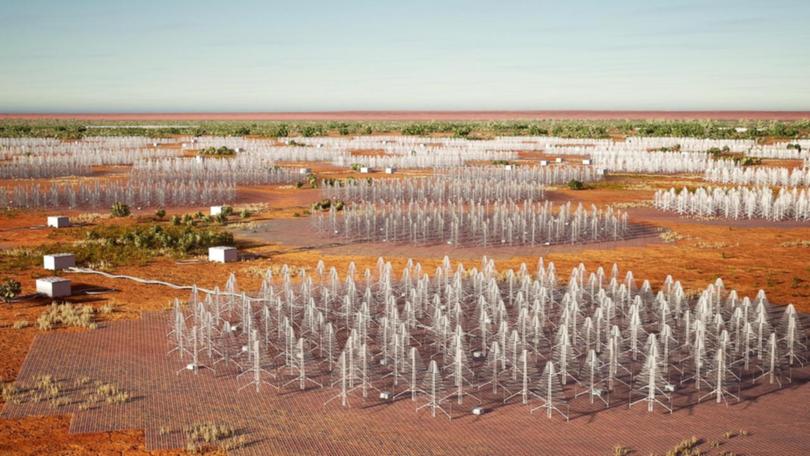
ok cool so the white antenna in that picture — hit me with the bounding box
[629,335,672,413]
[416,360,451,419]
[394,347,424,401]
[699,347,740,405]
[575,349,609,407]
[504,349,537,405]
[238,340,275,392]
[530,361,569,421]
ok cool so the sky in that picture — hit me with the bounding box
[0,0,809,112]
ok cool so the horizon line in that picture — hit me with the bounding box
[1,110,809,121]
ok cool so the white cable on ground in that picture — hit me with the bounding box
[66,267,226,297]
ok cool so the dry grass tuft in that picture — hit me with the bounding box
[613,445,631,456]
[659,230,684,243]
[12,320,29,329]
[184,422,246,453]
[99,302,115,314]
[73,212,105,224]
[37,302,97,330]
[611,200,652,209]
[95,382,130,404]
[696,241,735,249]
[666,436,701,456]
[2,382,21,404]
[780,239,810,248]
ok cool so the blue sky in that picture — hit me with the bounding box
[0,0,808,112]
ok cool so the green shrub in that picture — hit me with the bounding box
[85,224,233,256]
[70,223,234,266]
[239,209,251,219]
[312,199,346,212]
[154,209,166,219]
[738,156,762,166]
[198,146,236,157]
[0,279,22,303]
[110,202,130,217]
[567,179,585,190]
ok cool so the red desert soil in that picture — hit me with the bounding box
[2,110,809,121]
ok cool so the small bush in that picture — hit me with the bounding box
[110,202,130,217]
[198,146,236,157]
[613,446,631,456]
[154,209,166,219]
[0,279,22,303]
[739,156,762,166]
[667,436,700,456]
[567,179,585,190]
[2,382,20,404]
[239,209,252,219]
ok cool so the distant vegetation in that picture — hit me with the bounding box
[1,119,808,140]
[198,146,236,157]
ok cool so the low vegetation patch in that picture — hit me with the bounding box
[666,436,701,456]
[613,445,631,456]
[95,382,130,404]
[567,179,586,190]
[0,278,22,303]
[37,302,97,330]
[65,223,235,266]
[780,239,810,248]
[183,422,247,453]
[312,199,345,212]
[198,146,236,157]
[110,202,131,217]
